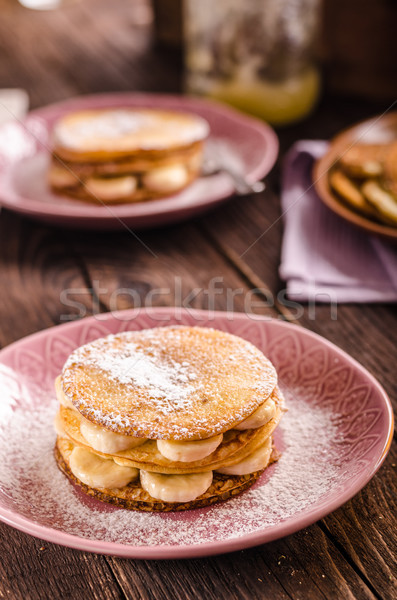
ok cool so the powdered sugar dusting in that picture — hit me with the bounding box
[58,111,150,144]
[0,373,349,548]
[83,340,198,410]
[54,109,209,151]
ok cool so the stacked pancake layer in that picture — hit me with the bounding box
[54,326,285,511]
[49,109,209,204]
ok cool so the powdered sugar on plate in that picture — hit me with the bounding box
[0,367,346,547]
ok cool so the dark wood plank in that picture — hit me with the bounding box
[108,554,291,600]
[0,527,124,600]
[0,0,182,108]
[67,222,277,318]
[321,442,397,600]
[107,524,379,600]
[0,210,93,346]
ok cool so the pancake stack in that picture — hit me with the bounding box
[54,326,285,512]
[48,108,209,204]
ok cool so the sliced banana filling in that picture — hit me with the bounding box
[80,418,147,454]
[50,162,189,197]
[85,175,137,200]
[216,437,273,476]
[64,431,273,500]
[69,446,139,489]
[234,398,277,430]
[142,164,188,193]
[140,470,213,503]
[156,433,223,462]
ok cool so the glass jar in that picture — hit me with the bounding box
[184,0,321,125]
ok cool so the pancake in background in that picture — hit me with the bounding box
[49,108,209,204]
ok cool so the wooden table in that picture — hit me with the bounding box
[0,1,395,598]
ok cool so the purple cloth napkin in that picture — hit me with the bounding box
[279,141,397,303]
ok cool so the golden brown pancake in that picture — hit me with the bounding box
[52,109,209,161]
[61,326,278,440]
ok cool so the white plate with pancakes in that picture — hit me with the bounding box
[0,93,278,229]
[0,308,392,559]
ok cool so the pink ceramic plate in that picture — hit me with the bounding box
[0,93,278,230]
[0,308,392,559]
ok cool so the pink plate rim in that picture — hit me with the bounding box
[0,92,279,229]
[0,307,393,559]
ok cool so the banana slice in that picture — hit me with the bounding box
[80,418,147,454]
[143,164,188,193]
[216,437,272,475]
[140,470,213,503]
[55,375,76,411]
[48,165,79,188]
[54,411,67,438]
[329,170,376,218]
[234,399,276,430]
[156,433,223,462]
[85,175,137,201]
[361,180,397,226]
[69,446,138,489]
